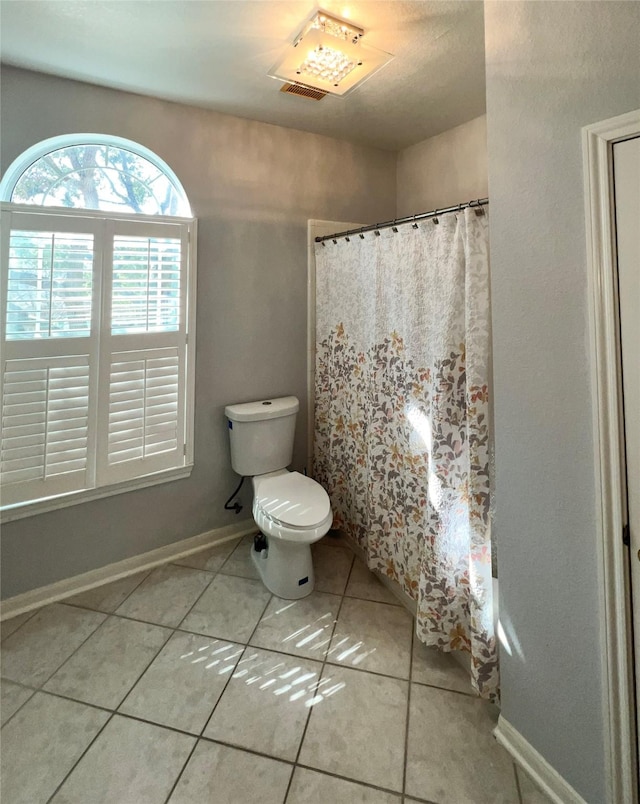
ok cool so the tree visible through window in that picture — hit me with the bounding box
[0,136,195,514]
[12,143,190,216]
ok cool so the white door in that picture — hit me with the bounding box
[613,135,640,748]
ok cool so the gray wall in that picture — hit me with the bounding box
[484,2,640,801]
[396,115,487,217]
[0,66,396,598]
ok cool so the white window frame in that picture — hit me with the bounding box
[0,202,197,523]
[1,133,192,217]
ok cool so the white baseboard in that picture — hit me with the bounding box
[0,519,257,621]
[495,716,587,804]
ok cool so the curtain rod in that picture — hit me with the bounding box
[315,197,489,244]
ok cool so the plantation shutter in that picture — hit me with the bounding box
[0,212,100,505]
[1,356,92,505]
[96,220,189,484]
[2,207,195,512]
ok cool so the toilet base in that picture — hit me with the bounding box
[250,535,315,599]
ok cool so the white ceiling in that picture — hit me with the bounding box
[0,0,486,152]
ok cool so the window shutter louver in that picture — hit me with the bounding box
[1,208,194,514]
[96,221,188,486]
[106,348,182,469]
[1,212,98,507]
[1,356,91,505]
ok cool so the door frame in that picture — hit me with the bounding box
[583,108,640,804]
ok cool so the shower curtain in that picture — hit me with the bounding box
[314,207,497,700]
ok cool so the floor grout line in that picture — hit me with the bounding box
[0,606,41,643]
[164,581,280,801]
[197,579,274,740]
[170,536,243,573]
[44,710,116,804]
[197,733,297,766]
[14,687,116,716]
[283,550,356,803]
[402,794,441,804]
[0,683,37,730]
[9,605,109,694]
[112,623,179,716]
[55,594,415,682]
[2,544,506,804]
[514,761,524,804]
[403,623,415,800]
[2,598,475,728]
[3,597,425,691]
[162,739,199,804]
[409,678,478,698]
[106,565,154,608]
[170,565,220,631]
[38,612,173,711]
[293,761,412,799]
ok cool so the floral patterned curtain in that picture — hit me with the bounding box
[314,208,497,700]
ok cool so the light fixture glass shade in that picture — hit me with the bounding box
[269,10,393,97]
[298,44,357,85]
[308,11,363,43]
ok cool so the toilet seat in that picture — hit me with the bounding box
[252,471,332,543]
[253,471,331,528]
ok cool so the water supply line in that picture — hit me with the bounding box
[224,476,244,514]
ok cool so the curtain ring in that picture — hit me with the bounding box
[392,220,398,233]
[412,215,418,229]
[332,238,338,244]
[345,235,350,242]
[432,209,439,225]
[359,228,365,239]
[321,241,326,247]
[374,225,381,236]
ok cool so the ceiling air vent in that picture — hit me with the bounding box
[280,82,327,101]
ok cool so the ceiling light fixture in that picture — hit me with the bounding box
[269,9,393,97]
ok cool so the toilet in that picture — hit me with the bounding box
[224,396,333,599]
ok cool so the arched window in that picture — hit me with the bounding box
[1,136,196,518]
[0,135,191,215]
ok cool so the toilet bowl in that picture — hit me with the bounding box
[251,469,333,598]
[224,396,333,599]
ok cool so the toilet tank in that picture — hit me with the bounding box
[224,396,299,476]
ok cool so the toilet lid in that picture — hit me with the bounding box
[254,472,331,528]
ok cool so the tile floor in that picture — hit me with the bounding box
[1,533,551,804]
